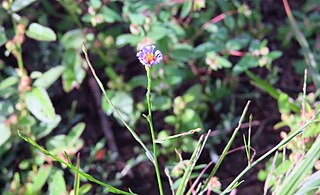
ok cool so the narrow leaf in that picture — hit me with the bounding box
[33,66,65,89]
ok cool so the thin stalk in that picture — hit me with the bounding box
[247,114,252,166]
[221,110,320,194]
[82,43,152,159]
[145,67,164,195]
[74,153,81,195]
[10,13,24,70]
[202,101,251,190]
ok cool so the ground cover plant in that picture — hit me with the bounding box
[0,0,319,194]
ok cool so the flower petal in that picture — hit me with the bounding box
[153,50,163,64]
[137,45,162,67]
[143,45,155,54]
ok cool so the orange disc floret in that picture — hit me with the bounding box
[145,53,155,64]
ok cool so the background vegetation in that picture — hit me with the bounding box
[0,0,319,194]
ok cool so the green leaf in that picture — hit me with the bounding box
[148,25,167,41]
[0,76,18,90]
[0,101,14,117]
[89,0,102,9]
[215,56,232,68]
[224,16,235,30]
[180,1,192,18]
[164,115,176,126]
[101,6,122,23]
[116,34,143,47]
[102,91,133,124]
[46,123,84,155]
[172,44,194,62]
[128,13,145,25]
[181,109,203,131]
[62,50,86,92]
[128,75,147,89]
[33,66,65,89]
[79,184,92,195]
[26,23,57,42]
[268,51,283,60]
[183,84,202,104]
[61,29,84,49]
[26,165,52,193]
[233,54,258,74]
[152,95,171,111]
[0,124,11,146]
[195,42,225,56]
[0,26,7,47]
[164,65,185,86]
[277,93,290,114]
[49,170,67,195]
[66,123,86,146]
[33,115,61,139]
[168,21,186,37]
[11,0,36,12]
[25,87,56,123]
[207,54,232,71]
[226,35,250,51]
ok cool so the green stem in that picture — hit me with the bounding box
[10,13,24,70]
[146,67,164,195]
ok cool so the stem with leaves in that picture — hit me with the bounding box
[145,67,164,195]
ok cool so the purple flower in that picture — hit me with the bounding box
[136,45,163,67]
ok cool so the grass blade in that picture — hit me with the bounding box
[176,130,211,195]
[73,153,81,195]
[202,101,251,191]
[221,110,320,194]
[277,135,320,195]
[18,131,135,195]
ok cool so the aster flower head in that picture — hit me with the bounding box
[136,45,163,67]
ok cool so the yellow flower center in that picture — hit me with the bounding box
[145,53,155,64]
